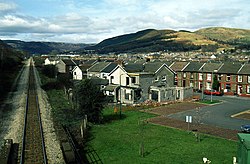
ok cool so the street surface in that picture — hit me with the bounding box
[168,95,250,130]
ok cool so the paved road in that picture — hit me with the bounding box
[168,94,250,131]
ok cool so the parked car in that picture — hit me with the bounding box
[241,124,250,133]
[204,89,223,96]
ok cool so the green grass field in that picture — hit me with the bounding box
[88,107,238,164]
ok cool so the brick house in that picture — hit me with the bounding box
[237,63,250,97]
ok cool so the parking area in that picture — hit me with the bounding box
[146,95,250,140]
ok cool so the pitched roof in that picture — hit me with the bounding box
[102,63,118,73]
[88,62,111,72]
[83,59,98,65]
[217,62,242,74]
[144,62,164,73]
[79,64,92,72]
[72,59,81,66]
[238,64,250,75]
[201,62,223,73]
[62,59,76,66]
[183,62,204,72]
[123,63,144,73]
[169,61,189,71]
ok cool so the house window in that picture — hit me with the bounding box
[218,74,222,81]
[162,75,167,81]
[174,75,178,85]
[247,86,250,94]
[190,81,193,87]
[206,82,211,90]
[226,84,231,91]
[125,89,130,100]
[74,72,76,75]
[183,73,186,78]
[238,75,242,82]
[226,74,231,81]
[190,73,194,79]
[248,76,250,83]
[126,77,130,85]
[199,73,203,80]
[155,76,159,81]
[110,76,114,83]
[207,73,212,81]
[131,77,136,84]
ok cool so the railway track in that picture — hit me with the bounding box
[20,59,47,164]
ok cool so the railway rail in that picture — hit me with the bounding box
[19,59,47,164]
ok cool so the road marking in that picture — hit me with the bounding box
[231,110,250,118]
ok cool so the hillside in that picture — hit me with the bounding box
[195,27,250,48]
[0,40,24,100]
[0,40,24,65]
[3,40,92,55]
[86,27,250,53]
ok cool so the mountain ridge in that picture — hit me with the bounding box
[86,27,250,53]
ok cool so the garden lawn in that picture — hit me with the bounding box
[89,107,238,164]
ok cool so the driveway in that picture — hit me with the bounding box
[168,95,250,130]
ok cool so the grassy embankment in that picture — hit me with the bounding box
[88,107,238,164]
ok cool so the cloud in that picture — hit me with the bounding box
[0,0,249,43]
[0,2,17,12]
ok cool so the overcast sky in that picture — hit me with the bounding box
[0,0,249,43]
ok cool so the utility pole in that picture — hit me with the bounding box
[201,67,204,100]
[211,71,213,102]
[119,73,124,119]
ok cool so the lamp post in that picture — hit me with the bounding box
[201,67,204,100]
[211,71,213,102]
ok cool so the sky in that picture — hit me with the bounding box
[0,0,249,43]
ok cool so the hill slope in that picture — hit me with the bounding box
[86,27,250,53]
[3,40,92,55]
[195,27,250,49]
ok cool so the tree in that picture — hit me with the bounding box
[73,79,106,123]
[42,64,57,78]
[212,74,220,90]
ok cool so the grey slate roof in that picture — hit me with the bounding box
[102,63,118,73]
[201,62,223,73]
[183,62,204,72]
[79,64,92,72]
[124,63,144,73]
[88,62,111,72]
[62,59,76,66]
[84,60,98,65]
[238,64,250,75]
[169,61,189,72]
[217,62,242,74]
[144,62,164,73]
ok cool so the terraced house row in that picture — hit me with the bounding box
[49,58,250,105]
[173,61,250,97]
